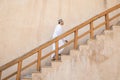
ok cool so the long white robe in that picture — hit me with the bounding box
[51,24,65,58]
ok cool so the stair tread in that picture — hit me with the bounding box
[61,55,71,61]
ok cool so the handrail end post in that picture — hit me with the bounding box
[16,61,22,80]
[0,71,2,80]
[105,14,110,30]
[55,41,59,61]
[37,50,41,72]
[74,30,78,49]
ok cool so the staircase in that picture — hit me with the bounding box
[0,4,120,80]
[21,25,120,80]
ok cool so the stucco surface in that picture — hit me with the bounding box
[0,0,119,66]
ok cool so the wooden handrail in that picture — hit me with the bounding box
[0,4,120,80]
[94,22,106,30]
[109,13,120,21]
[2,60,37,80]
[0,48,38,71]
[78,30,90,39]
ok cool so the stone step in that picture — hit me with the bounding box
[104,30,113,35]
[104,30,113,39]
[96,34,105,41]
[87,39,96,44]
[79,44,89,50]
[40,67,56,80]
[98,53,120,80]
[79,44,92,58]
[32,72,41,80]
[69,50,80,62]
[61,55,71,61]
[112,26,120,39]
[113,26,120,31]
[41,66,56,75]
[51,61,62,69]
[87,39,99,51]
[70,49,79,57]
[22,74,32,80]
[21,78,32,80]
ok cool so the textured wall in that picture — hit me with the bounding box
[0,0,119,66]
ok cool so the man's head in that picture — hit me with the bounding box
[58,19,64,25]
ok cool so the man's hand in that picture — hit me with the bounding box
[65,40,68,43]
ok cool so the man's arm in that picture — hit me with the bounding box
[63,38,68,43]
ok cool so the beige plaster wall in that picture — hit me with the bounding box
[0,0,119,66]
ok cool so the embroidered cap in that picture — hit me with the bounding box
[58,19,63,23]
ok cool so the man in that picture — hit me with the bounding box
[51,19,68,60]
